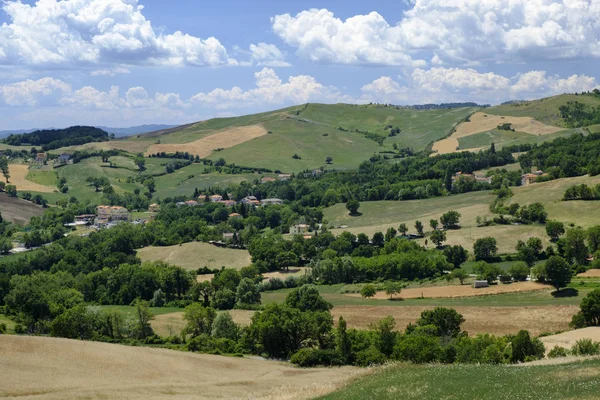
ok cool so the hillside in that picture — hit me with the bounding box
[0,192,44,224]
[1,126,109,151]
[0,335,361,400]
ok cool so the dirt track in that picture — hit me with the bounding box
[348,282,551,300]
[146,125,267,157]
[0,335,364,400]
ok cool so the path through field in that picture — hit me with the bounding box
[0,336,364,400]
[7,164,55,192]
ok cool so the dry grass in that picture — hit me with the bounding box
[348,282,551,300]
[0,335,363,400]
[54,140,153,154]
[332,305,579,336]
[540,327,600,353]
[145,125,268,157]
[152,310,255,337]
[7,164,55,192]
[432,112,564,154]
[578,269,600,278]
[263,267,308,281]
[137,242,251,271]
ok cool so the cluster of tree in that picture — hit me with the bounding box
[496,123,514,131]
[2,126,110,151]
[149,152,201,162]
[563,183,600,201]
[559,101,600,128]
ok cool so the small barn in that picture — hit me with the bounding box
[473,280,489,288]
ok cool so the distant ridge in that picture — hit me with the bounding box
[0,124,179,139]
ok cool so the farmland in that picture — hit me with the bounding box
[137,242,251,271]
[0,335,363,400]
[0,192,44,224]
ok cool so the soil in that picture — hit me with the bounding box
[0,192,44,224]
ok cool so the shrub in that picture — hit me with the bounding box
[354,346,387,367]
[509,330,545,363]
[267,277,285,291]
[548,346,569,358]
[394,333,442,364]
[212,289,236,310]
[284,276,299,288]
[508,262,530,281]
[571,339,600,356]
[0,322,6,334]
[290,348,343,367]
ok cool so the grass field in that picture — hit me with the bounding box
[324,175,600,252]
[0,335,363,400]
[320,358,600,400]
[137,242,252,270]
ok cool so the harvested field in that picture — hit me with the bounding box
[432,112,564,154]
[7,164,55,192]
[578,269,600,278]
[332,305,579,336]
[138,242,251,271]
[347,282,551,300]
[540,327,600,353]
[0,335,362,400]
[145,125,268,157]
[0,192,44,224]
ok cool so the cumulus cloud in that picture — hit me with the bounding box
[272,1,600,67]
[249,43,291,67]
[361,68,599,104]
[0,0,233,68]
[190,67,347,109]
[0,77,71,106]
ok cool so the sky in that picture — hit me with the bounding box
[0,0,599,130]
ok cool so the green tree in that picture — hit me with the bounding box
[398,223,408,236]
[371,316,396,357]
[429,219,439,231]
[545,256,572,291]
[336,316,352,363]
[451,268,469,285]
[372,232,384,247]
[50,304,98,340]
[473,261,503,284]
[211,311,239,340]
[236,278,261,308]
[579,289,600,326]
[182,303,216,337]
[0,238,12,255]
[360,284,377,299]
[440,210,461,229]
[546,220,565,242]
[510,330,545,363]
[385,227,397,241]
[508,262,530,282]
[346,199,360,215]
[565,227,589,265]
[430,229,446,247]
[385,281,402,300]
[587,226,600,253]
[0,157,9,182]
[444,167,453,191]
[5,184,16,197]
[285,285,332,312]
[443,245,468,268]
[473,237,498,261]
[132,299,154,339]
[414,220,424,237]
[416,307,464,338]
[325,156,333,164]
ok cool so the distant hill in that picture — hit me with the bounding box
[0,128,41,139]
[98,124,178,137]
[1,126,109,151]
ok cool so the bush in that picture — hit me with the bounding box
[267,277,285,290]
[571,339,600,356]
[548,346,569,358]
[284,276,299,288]
[354,346,387,367]
[508,262,530,281]
[212,289,236,310]
[394,333,442,364]
[290,348,343,367]
[509,330,545,363]
[0,322,6,334]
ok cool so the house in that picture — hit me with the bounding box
[35,153,47,164]
[210,194,223,202]
[261,177,276,183]
[474,173,492,184]
[261,198,284,206]
[473,280,489,289]
[96,205,129,222]
[228,213,242,219]
[58,153,70,163]
[148,203,160,212]
[74,214,95,223]
[220,200,237,207]
[184,200,198,207]
[278,173,292,181]
[222,232,235,241]
[240,196,261,207]
[290,224,310,235]
[197,194,208,202]
[521,170,548,186]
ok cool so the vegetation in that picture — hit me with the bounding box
[2,126,110,151]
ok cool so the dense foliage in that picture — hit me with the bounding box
[2,126,110,150]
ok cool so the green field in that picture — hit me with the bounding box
[24,168,58,187]
[320,358,600,400]
[137,242,252,270]
[458,128,579,151]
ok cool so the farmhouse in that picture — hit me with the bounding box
[261,198,284,206]
[210,194,223,202]
[184,200,199,207]
[290,224,310,235]
[240,195,261,206]
[58,153,70,163]
[74,214,95,224]
[197,194,208,202]
[148,203,160,212]
[521,171,549,186]
[278,173,292,181]
[96,205,129,223]
[219,200,237,207]
[35,153,47,164]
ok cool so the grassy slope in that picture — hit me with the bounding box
[137,242,252,270]
[320,358,600,400]
[324,175,600,253]
[458,128,580,150]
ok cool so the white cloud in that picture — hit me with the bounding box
[0,77,71,106]
[360,68,599,104]
[272,2,600,67]
[0,0,233,68]
[190,67,347,109]
[249,43,291,67]
[90,67,131,77]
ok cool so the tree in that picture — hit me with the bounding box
[440,211,461,229]
[473,261,503,284]
[385,227,397,241]
[236,278,261,308]
[398,223,408,236]
[545,256,572,291]
[546,220,565,242]
[451,268,469,285]
[430,229,446,247]
[132,299,154,339]
[372,232,384,247]
[385,281,402,300]
[325,156,333,164]
[510,330,544,363]
[564,227,589,265]
[211,311,239,340]
[371,316,396,357]
[443,245,468,268]
[0,238,12,255]
[285,285,332,312]
[182,303,216,337]
[0,157,9,182]
[346,199,360,215]
[516,237,543,267]
[429,219,439,231]
[5,184,16,197]
[508,262,530,282]
[444,167,453,191]
[416,307,464,338]
[579,289,600,326]
[473,237,498,261]
[360,284,377,299]
[336,317,352,363]
[587,226,600,253]
[414,220,424,237]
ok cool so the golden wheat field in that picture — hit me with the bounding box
[7,164,55,193]
[0,336,365,400]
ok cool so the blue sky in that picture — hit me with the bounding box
[0,0,599,130]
